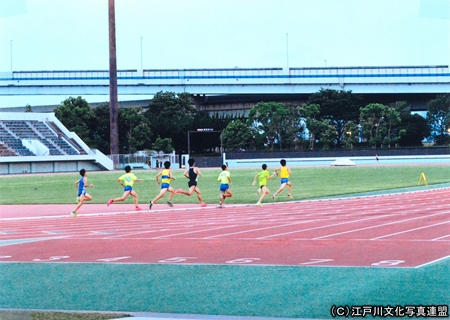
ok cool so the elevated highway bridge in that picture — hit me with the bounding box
[1,65,449,112]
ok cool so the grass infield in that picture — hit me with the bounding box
[1,164,449,205]
[0,310,131,319]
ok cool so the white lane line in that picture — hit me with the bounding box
[312,211,450,240]
[370,220,450,240]
[202,219,323,239]
[150,225,241,239]
[414,254,450,268]
[256,214,393,239]
[432,234,450,241]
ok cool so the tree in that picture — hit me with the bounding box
[359,103,388,148]
[308,89,363,146]
[320,119,338,150]
[383,105,402,148]
[302,103,321,150]
[279,104,304,150]
[91,103,111,154]
[426,94,450,145]
[384,101,411,148]
[54,96,97,146]
[119,107,152,154]
[222,119,254,151]
[153,137,174,153]
[145,91,197,153]
[247,102,286,151]
[398,113,430,146]
[343,120,359,150]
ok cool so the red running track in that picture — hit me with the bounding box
[1,188,449,268]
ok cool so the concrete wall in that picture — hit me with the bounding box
[182,147,450,168]
[0,160,103,174]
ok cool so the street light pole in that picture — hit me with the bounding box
[140,36,143,71]
[285,33,289,70]
[10,40,13,73]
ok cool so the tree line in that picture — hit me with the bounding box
[53,92,239,155]
[52,89,450,155]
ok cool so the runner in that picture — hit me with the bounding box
[217,164,232,208]
[176,158,207,207]
[149,161,176,209]
[107,165,143,210]
[252,164,274,206]
[71,168,93,217]
[273,159,293,201]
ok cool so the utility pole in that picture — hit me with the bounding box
[140,36,143,71]
[285,33,289,70]
[10,40,13,73]
[108,0,119,156]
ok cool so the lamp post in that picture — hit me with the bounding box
[10,40,13,73]
[285,33,289,70]
[346,131,353,150]
[140,36,143,71]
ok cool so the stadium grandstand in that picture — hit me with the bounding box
[0,112,112,174]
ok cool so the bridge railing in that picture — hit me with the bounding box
[290,65,448,76]
[8,65,448,82]
[2,65,449,95]
[11,69,137,80]
[144,67,284,79]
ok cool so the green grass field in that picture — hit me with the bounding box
[2,164,449,205]
[0,310,132,320]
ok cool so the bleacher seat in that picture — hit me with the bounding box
[0,120,86,156]
[0,143,18,156]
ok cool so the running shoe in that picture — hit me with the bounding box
[71,211,77,217]
[287,194,293,199]
[201,202,207,207]
[107,198,113,206]
[176,188,183,194]
[135,206,142,211]
[167,201,173,207]
[256,201,262,207]
[272,193,277,201]
[149,200,153,210]
[217,204,223,209]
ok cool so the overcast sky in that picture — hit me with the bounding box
[0,0,449,108]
